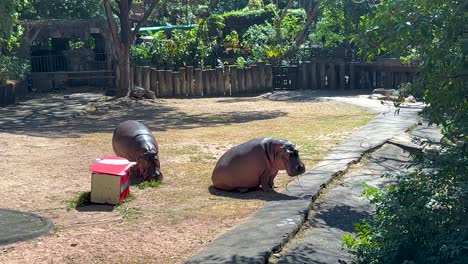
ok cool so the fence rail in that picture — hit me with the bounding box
[275,59,418,91]
[130,63,274,98]
[132,59,417,98]
[29,53,114,91]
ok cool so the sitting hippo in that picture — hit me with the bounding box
[112,120,163,181]
[212,138,305,192]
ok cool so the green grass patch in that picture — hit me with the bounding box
[135,180,162,190]
[65,191,91,211]
[116,207,142,222]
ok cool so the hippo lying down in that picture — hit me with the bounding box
[212,138,306,192]
[112,120,163,181]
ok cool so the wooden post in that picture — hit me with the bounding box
[156,70,165,97]
[0,84,7,107]
[5,84,14,106]
[130,65,135,87]
[265,64,273,90]
[202,69,210,96]
[318,61,326,89]
[289,65,298,90]
[349,63,356,90]
[142,66,151,91]
[179,67,187,97]
[164,70,173,97]
[238,68,245,94]
[310,61,317,90]
[215,67,224,96]
[339,61,345,90]
[258,62,266,91]
[135,66,143,87]
[172,71,181,97]
[150,68,158,94]
[186,66,194,96]
[230,66,238,95]
[210,69,218,96]
[251,65,259,93]
[194,68,202,96]
[328,62,337,89]
[223,67,231,96]
[244,67,253,93]
[300,62,308,90]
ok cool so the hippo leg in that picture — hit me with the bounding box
[268,171,279,189]
[260,173,273,192]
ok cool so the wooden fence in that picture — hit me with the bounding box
[130,63,274,97]
[0,80,28,107]
[275,59,418,91]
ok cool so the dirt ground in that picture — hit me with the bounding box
[0,90,374,263]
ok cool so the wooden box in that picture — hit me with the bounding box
[90,156,136,205]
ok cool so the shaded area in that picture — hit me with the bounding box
[208,186,299,202]
[0,209,54,245]
[0,89,287,138]
[312,205,372,233]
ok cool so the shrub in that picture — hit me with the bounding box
[343,143,468,264]
[221,8,276,36]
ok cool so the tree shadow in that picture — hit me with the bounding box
[208,186,299,201]
[311,205,372,233]
[0,89,287,138]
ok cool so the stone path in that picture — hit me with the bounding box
[275,123,441,264]
[275,143,410,264]
[185,94,423,264]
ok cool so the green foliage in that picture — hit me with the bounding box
[240,9,304,63]
[0,54,30,83]
[135,180,162,190]
[355,0,467,140]
[310,0,371,47]
[21,0,103,19]
[66,192,91,211]
[345,2,468,262]
[344,144,468,263]
[221,7,276,36]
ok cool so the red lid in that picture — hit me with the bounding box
[90,155,136,176]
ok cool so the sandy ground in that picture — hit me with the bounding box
[0,89,374,263]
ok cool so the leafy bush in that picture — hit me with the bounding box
[0,55,30,83]
[222,7,276,36]
[343,143,468,264]
[131,20,221,68]
[343,1,468,263]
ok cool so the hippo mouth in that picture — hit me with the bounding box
[288,163,305,176]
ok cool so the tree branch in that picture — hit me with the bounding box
[130,0,159,40]
[104,0,120,53]
[275,0,295,42]
[281,1,322,60]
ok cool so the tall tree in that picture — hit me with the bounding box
[21,0,103,20]
[103,0,159,97]
[275,0,322,60]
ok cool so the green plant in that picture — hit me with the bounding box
[343,144,467,263]
[0,55,30,83]
[235,57,247,69]
[135,180,162,190]
[65,192,91,211]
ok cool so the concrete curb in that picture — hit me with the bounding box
[185,103,422,264]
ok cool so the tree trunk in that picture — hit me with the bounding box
[117,47,131,97]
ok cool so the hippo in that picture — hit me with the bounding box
[212,138,305,192]
[112,120,163,181]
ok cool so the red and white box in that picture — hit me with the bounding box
[89,156,136,205]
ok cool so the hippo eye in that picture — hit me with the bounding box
[289,151,298,158]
